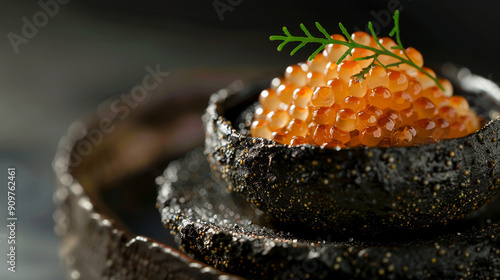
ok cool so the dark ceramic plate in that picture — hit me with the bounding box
[157,148,500,280]
[51,68,267,280]
[204,64,500,237]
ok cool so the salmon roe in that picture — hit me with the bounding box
[252,33,481,147]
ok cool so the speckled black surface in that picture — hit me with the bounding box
[157,148,500,280]
[203,74,500,237]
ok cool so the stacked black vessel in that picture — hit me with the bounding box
[158,67,500,279]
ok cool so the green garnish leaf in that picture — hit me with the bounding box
[269,10,444,90]
[338,23,353,43]
[315,22,331,39]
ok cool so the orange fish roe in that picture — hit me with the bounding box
[290,136,308,146]
[382,109,402,126]
[348,78,367,97]
[285,64,308,87]
[343,96,366,112]
[323,140,347,149]
[288,104,309,121]
[392,91,412,110]
[287,119,309,137]
[387,70,409,92]
[367,86,393,110]
[366,66,390,89]
[413,118,436,142]
[391,125,417,147]
[336,108,358,132]
[267,110,290,131]
[251,33,481,147]
[313,124,332,145]
[313,106,337,126]
[432,118,451,139]
[400,106,418,125]
[330,126,350,144]
[359,126,383,147]
[311,86,335,107]
[413,97,437,118]
[272,130,291,145]
[338,61,362,83]
[357,106,383,129]
[377,115,397,137]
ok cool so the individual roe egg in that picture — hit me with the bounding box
[253,106,268,121]
[387,70,409,92]
[313,124,333,145]
[307,71,327,87]
[267,110,290,131]
[324,62,339,81]
[323,34,349,62]
[406,79,423,99]
[285,64,308,87]
[307,52,330,73]
[400,105,418,125]
[277,83,295,104]
[336,108,358,132]
[397,47,423,76]
[377,115,397,137]
[338,61,362,83]
[413,118,436,142]
[272,130,291,145]
[323,140,347,149]
[251,120,272,139]
[293,87,313,108]
[415,67,437,89]
[391,125,417,147]
[343,96,367,112]
[367,86,393,110]
[459,112,481,133]
[350,48,375,68]
[259,89,282,111]
[439,78,453,97]
[329,78,350,105]
[413,97,437,118]
[348,78,368,98]
[289,105,309,121]
[313,106,337,126]
[392,91,412,110]
[439,106,458,121]
[376,37,398,65]
[449,96,470,115]
[311,87,335,107]
[330,126,351,144]
[359,126,383,147]
[287,119,309,137]
[366,66,389,89]
[448,122,468,139]
[432,118,450,139]
[290,136,308,146]
[422,86,446,107]
[382,109,402,127]
[357,106,382,129]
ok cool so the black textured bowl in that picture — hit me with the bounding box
[157,148,500,280]
[204,65,500,237]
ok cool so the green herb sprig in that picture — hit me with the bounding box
[269,10,443,90]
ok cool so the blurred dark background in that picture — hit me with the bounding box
[0,0,498,279]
